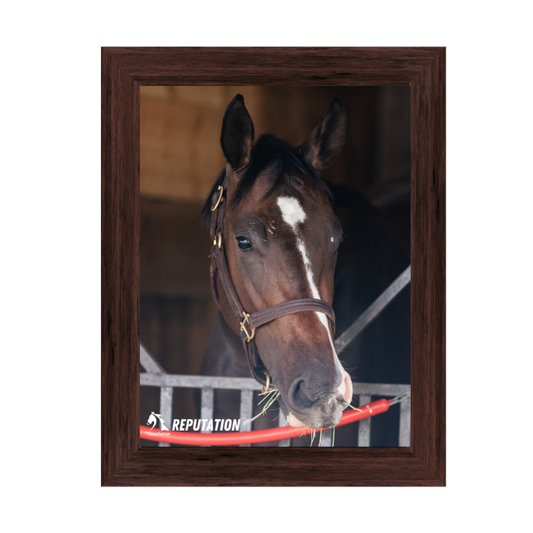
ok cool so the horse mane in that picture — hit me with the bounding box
[201,134,333,226]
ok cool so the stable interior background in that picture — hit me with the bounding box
[140,86,410,445]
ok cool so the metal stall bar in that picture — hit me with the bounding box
[140,359,327,446]
[140,368,264,442]
[398,395,411,447]
[239,390,254,446]
[140,343,164,373]
[335,265,411,353]
[357,395,372,447]
[353,383,411,447]
[140,343,172,447]
[140,367,410,446]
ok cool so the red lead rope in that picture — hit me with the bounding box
[140,398,391,446]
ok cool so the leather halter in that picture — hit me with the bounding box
[208,179,336,389]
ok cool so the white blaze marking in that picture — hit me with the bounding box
[277,196,338,359]
[277,196,306,227]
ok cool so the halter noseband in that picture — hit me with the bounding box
[209,181,336,390]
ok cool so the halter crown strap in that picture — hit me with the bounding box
[208,181,336,387]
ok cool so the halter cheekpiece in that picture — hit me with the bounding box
[209,180,336,391]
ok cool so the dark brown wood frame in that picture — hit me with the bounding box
[101,47,445,486]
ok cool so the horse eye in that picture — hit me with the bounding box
[236,236,252,251]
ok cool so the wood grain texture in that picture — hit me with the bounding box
[101,47,445,486]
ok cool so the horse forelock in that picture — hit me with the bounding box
[201,134,333,226]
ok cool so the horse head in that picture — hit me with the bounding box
[147,412,157,429]
[203,95,353,429]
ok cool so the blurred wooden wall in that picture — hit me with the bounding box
[140,86,410,203]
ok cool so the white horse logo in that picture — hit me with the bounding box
[147,412,169,431]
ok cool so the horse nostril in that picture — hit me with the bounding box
[332,394,348,407]
[289,379,316,410]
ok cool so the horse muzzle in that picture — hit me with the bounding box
[282,366,353,429]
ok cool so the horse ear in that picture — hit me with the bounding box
[301,97,346,172]
[221,94,255,171]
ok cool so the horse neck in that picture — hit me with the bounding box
[201,312,250,378]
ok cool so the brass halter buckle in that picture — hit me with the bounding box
[211,185,224,211]
[240,312,256,342]
[213,230,222,249]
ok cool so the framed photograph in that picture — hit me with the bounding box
[98,43,448,489]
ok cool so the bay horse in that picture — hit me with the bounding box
[200,94,410,443]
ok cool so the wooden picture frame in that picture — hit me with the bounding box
[101,47,445,486]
